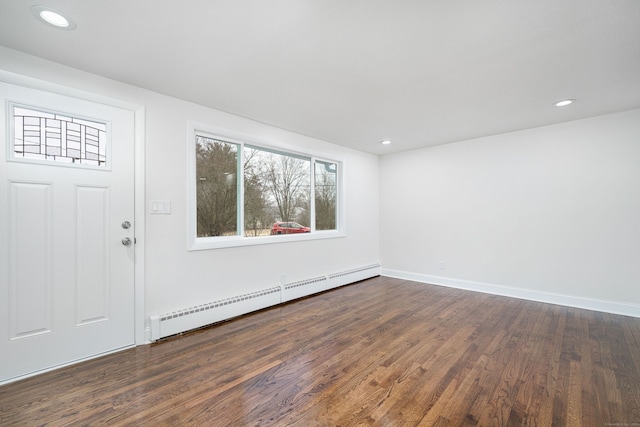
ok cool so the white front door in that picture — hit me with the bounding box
[0,82,135,383]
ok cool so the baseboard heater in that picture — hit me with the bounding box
[148,263,380,341]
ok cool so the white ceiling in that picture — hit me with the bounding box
[1,0,639,155]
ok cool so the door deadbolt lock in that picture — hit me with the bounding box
[122,221,131,229]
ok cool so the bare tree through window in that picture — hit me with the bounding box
[261,151,310,225]
[196,137,238,237]
[315,160,337,230]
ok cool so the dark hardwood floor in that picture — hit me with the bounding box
[2,276,640,426]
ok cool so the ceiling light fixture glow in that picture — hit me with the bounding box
[381,140,392,145]
[32,6,76,30]
[554,99,575,107]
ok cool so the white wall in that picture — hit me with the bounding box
[380,109,640,316]
[3,45,638,326]
[0,47,380,320]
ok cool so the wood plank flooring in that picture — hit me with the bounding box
[2,276,640,426]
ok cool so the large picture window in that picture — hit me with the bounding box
[189,127,343,249]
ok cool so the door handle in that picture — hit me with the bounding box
[122,237,132,246]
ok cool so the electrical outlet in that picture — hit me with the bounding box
[439,261,445,271]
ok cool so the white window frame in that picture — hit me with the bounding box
[187,122,345,250]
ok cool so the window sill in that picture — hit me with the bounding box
[189,230,345,251]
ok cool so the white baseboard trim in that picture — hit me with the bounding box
[381,268,640,319]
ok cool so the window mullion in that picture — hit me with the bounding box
[310,157,316,232]
[238,142,245,237]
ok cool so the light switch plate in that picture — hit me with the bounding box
[150,200,171,214]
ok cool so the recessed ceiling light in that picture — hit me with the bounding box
[381,140,392,145]
[32,5,76,30]
[554,99,575,107]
